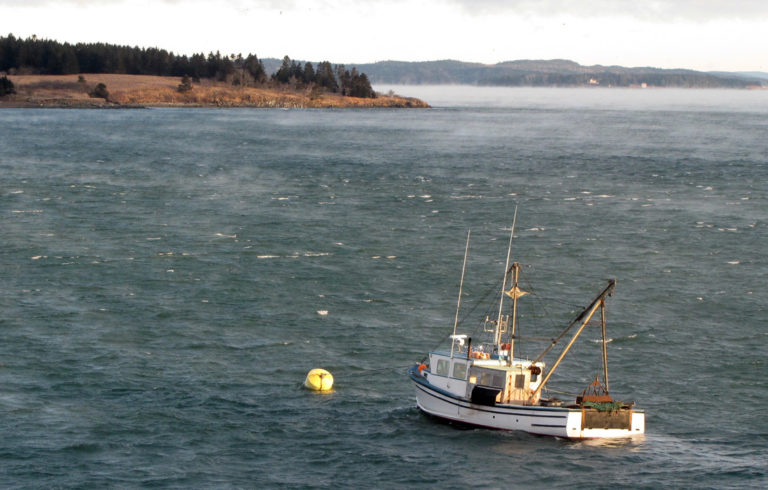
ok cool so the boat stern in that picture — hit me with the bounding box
[564,408,645,439]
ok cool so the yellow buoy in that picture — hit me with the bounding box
[304,368,334,392]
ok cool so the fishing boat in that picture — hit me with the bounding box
[409,224,645,439]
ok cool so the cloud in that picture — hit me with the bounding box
[0,0,294,6]
[443,0,768,22]
[6,0,766,22]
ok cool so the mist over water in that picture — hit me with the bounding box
[377,84,768,112]
[1,88,767,487]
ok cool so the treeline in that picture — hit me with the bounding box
[0,34,376,97]
[272,56,375,98]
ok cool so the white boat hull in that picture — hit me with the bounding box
[410,367,645,439]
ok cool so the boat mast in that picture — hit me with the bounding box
[600,299,610,393]
[495,207,518,347]
[451,230,471,359]
[509,262,520,365]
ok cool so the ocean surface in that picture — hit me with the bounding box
[1,87,766,488]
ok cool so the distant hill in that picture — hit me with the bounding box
[733,71,768,81]
[329,59,767,88]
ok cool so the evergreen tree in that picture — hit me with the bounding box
[273,55,294,84]
[0,75,15,96]
[335,64,351,95]
[303,62,315,85]
[190,53,207,81]
[177,74,192,92]
[244,54,265,83]
[89,82,109,99]
[315,61,338,92]
[349,72,375,98]
[0,34,20,72]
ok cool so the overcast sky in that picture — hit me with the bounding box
[2,0,766,71]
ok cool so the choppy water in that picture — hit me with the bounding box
[1,88,767,488]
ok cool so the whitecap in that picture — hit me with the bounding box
[727,260,740,265]
[317,310,328,316]
[257,255,280,259]
[215,233,237,238]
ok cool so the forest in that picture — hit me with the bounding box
[0,34,376,98]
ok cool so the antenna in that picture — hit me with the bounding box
[451,229,471,358]
[495,206,518,345]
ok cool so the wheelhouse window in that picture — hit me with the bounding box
[515,374,526,389]
[436,359,450,376]
[452,362,467,379]
[470,368,505,388]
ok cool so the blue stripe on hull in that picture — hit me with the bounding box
[409,367,571,436]
[409,366,569,418]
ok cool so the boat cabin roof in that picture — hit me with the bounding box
[430,351,543,371]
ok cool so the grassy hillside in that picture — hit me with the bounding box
[1,74,429,108]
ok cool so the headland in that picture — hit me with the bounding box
[0,74,430,109]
